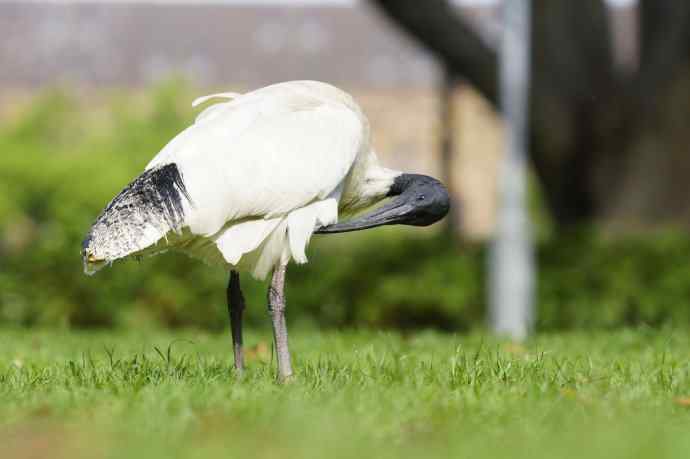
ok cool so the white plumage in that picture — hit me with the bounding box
[84,80,399,279]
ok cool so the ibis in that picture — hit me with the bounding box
[82,81,450,381]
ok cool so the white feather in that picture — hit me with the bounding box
[214,218,282,265]
[191,92,242,107]
[287,198,339,263]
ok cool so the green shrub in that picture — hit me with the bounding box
[2,85,690,331]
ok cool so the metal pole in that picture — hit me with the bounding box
[440,64,458,237]
[489,0,534,341]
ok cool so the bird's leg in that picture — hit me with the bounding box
[227,270,245,373]
[268,265,293,382]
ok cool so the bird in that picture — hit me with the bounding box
[82,80,450,381]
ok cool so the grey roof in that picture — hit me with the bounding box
[0,2,438,88]
[0,2,637,89]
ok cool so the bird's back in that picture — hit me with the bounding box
[83,81,370,278]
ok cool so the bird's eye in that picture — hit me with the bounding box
[417,195,426,201]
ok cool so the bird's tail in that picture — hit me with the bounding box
[82,163,193,275]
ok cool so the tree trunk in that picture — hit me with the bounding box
[370,0,690,229]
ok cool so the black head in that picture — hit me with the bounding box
[316,173,450,234]
[386,173,451,226]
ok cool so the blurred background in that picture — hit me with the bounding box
[2,0,690,332]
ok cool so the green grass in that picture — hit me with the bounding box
[1,328,690,459]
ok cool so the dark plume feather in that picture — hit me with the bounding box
[82,163,193,273]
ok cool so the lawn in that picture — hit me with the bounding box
[1,328,689,459]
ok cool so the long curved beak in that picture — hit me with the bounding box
[315,198,414,234]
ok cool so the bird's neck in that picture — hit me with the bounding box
[340,151,402,213]
[363,164,401,197]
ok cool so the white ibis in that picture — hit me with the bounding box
[82,81,449,381]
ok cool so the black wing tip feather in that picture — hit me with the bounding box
[98,162,193,226]
[148,163,194,226]
[82,163,193,255]
[154,163,193,208]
